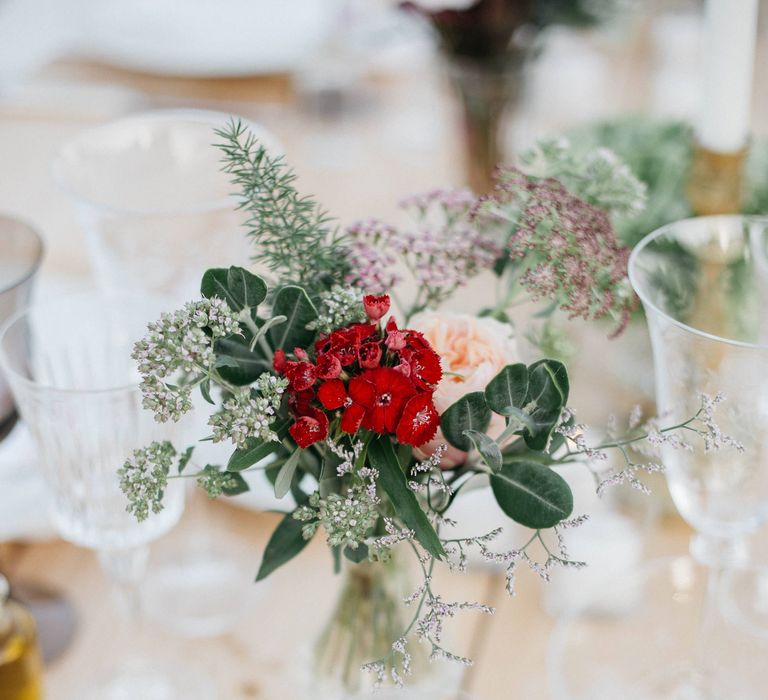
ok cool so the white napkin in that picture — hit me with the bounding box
[0,423,55,541]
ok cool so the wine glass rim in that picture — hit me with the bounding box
[628,214,768,351]
[0,215,44,296]
[50,108,281,217]
[0,292,166,396]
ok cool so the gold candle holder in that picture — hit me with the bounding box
[686,142,748,215]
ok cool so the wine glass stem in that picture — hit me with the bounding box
[689,533,748,692]
[97,545,150,641]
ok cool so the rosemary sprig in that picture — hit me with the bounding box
[215,120,350,298]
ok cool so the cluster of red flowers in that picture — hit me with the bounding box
[273,294,442,450]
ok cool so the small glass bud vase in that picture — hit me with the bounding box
[0,576,44,700]
[312,551,460,699]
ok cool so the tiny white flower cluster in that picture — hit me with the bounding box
[132,298,241,422]
[326,438,364,477]
[596,460,664,497]
[408,445,451,497]
[696,392,744,454]
[308,285,365,335]
[368,517,414,560]
[195,465,243,499]
[118,441,176,521]
[208,374,288,449]
[555,408,607,463]
[294,486,379,550]
[321,486,379,549]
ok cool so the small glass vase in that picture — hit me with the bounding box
[443,53,528,194]
[312,553,461,699]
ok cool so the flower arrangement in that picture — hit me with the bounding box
[119,121,739,690]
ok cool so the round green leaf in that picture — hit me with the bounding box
[490,459,573,528]
[440,392,492,452]
[485,363,528,416]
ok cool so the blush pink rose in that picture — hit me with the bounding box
[409,311,519,468]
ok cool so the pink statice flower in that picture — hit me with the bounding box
[481,167,637,337]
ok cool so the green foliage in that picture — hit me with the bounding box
[520,360,569,450]
[268,285,318,351]
[440,392,492,451]
[274,449,302,498]
[255,513,312,581]
[201,266,267,317]
[227,421,288,471]
[215,120,350,297]
[367,437,445,560]
[490,459,573,528]
[463,429,502,472]
[484,363,528,416]
[443,360,569,455]
[214,334,271,385]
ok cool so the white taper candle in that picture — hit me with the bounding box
[697,0,759,153]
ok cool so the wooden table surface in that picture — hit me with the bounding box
[0,10,747,697]
[3,493,692,700]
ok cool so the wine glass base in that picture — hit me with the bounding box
[548,556,768,700]
[76,659,216,700]
[720,565,768,640]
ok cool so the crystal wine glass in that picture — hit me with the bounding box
[51,109,280,302]
[0,294,209,699]
[627,214,768,696]
[549,215,768,700]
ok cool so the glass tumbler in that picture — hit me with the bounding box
[52,109,280,301]
[0,294,206,699]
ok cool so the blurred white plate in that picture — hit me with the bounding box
[81,0,336,77]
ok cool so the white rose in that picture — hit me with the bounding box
[410,311,519,468]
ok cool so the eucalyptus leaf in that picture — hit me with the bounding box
[255,513,311,581]
[227,266,267,310]
[367,437,445,559]
[490,460,573,529]
[214,334,270,385]
[177,446,194,474]
[485,364,528,416]
[440,392,492,452]
[201,266,267,313]
[463,429,502,472]
[320,450,343,498]
[199,378,214,405]
[200,268,237,308]
[344,544,369,563]
[520,359,569,451]
[268,286,318,351]
[227,420,290,471]
[274,449,302,499]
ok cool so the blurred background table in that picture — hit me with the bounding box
[0,1,766,697]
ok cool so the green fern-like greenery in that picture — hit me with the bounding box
[215,120,350,298]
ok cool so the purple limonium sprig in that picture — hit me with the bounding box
[346,188,500,315]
